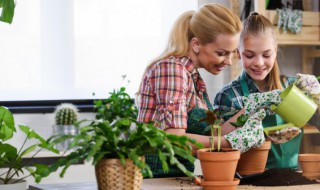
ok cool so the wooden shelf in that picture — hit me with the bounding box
[254,0,320,46]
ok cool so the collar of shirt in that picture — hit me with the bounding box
[182,56,206,97]
[241,72,260,93]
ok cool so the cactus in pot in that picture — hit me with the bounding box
[54,103,78,125]
[52,103,79,151]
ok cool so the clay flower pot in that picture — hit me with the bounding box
[197,148,240,181]
[237,140,271,176]
[201,178,240,190]
[299,153,320,180]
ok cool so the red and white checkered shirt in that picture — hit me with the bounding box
[136,56,210,130]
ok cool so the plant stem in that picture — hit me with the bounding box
[210,125,214,152]
[217,125,221,151]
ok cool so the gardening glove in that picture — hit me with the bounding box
[267,126,301,144]
[296,73,320,107]
[242,90,282,116]
[224,109,266,153]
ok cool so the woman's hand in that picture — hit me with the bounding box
[224,109,266,153]
[242,90,282,116]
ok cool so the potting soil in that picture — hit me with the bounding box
[239,168,318,186]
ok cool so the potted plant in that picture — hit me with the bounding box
[197,110,240,190]
[40,87,203,190]
[0,106,59,190]
[229,114,271,176]
[52,103,79,151]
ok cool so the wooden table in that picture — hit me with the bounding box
[29,177,320,190]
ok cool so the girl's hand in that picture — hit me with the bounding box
[267,126,301,144]
[242,90,282,116]
[296,73,320,106]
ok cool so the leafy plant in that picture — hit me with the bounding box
[0,0,15,24]
[0,106,58,184]
[94,87,137,121]
[200,110,223,151]
[40,87,203,180]
[54,103,78,125]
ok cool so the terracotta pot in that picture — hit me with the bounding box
[197,148,240,181]
[237,140,271,176]
[302,172,320,180]
[299,153,320,180]
[201,178,240,190]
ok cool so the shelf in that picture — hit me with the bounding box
[254,0,320,46]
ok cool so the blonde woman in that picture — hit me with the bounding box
[136,3,245,177]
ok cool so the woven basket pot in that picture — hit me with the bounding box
[95,158,143,190]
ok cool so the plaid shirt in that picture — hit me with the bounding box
[136,56,209,130]
[214,72,296,121]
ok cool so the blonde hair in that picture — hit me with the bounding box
[240,12,283,91]
[137,3,242,93]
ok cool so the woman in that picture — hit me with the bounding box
[136,3,242,177]
[214,12,306,169]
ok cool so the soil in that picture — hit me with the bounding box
[239,168,319,186]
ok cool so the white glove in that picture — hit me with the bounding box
[224,109,266,153]
[296,73,320,106]
[242,90,282,116]
[267,126,301,144]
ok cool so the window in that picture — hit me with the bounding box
[0,0,197,101]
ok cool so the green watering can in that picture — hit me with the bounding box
[264,84,318,142]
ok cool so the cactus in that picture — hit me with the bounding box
[54,103,78,125]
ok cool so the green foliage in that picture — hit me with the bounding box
[0,106,59,184]
[43,87,203,180]
[54,103,78,125]
[94,87,138,121]
[0,0,15,24]
[229,114,248,128]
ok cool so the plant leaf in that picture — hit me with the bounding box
[0,106,15,141]
[0,0,15,24]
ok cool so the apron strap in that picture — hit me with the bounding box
[239,72,283,125]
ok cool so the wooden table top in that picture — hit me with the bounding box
[29,177,320,190]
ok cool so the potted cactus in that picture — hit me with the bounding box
[52,103,79,151]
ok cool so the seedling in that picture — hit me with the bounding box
[200,110,223,151]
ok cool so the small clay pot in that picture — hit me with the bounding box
[299,153,320,180]
[197,148,240,181]
[302,172,320,180]
[201,178,240,190]
[237,140,271,176]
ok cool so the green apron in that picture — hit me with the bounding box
[239,72,303,169]
[145,84,213,178]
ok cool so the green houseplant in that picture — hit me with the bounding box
[42,87,203,190]
[0,106,58,190]
[52,103,79,151]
